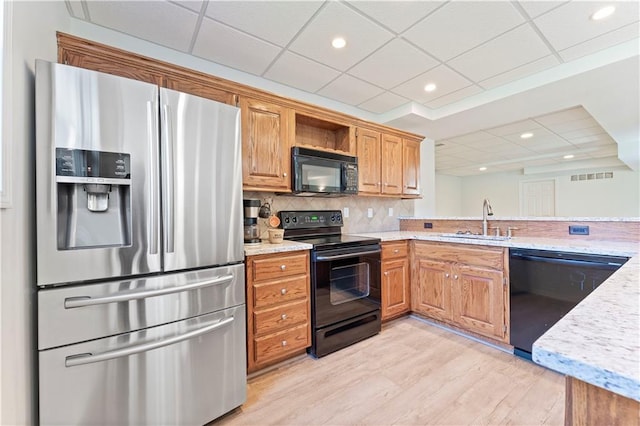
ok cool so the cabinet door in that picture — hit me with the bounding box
[451,265,506,341]
[412,259,452,322]
[381,134,403,195]
[240,98,291,191]
[403,139,421,196]
[356,128,381,194]
[382,258,411,320]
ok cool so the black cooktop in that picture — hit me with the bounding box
[286,233,380,250]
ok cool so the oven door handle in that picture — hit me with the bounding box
[315,249,381,262]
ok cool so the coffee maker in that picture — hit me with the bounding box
[243,199,261,245]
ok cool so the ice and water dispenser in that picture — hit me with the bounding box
[56,148,132,249]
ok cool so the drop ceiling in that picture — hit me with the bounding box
[64,0,640,176]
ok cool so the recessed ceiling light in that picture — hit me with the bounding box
[331,37,346,49]
[563,154,575,159]
[479,167,487,171]
[520,132,534,139]
[590,6,615,20]
[424,83,437,92]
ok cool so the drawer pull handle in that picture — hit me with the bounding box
[393,249,399,253]
[280,288,287,295]
[281,340,287,347]
[445,273,450,278]
[454,275,459,280]
[281,313,287,320]
[280,265,286,271]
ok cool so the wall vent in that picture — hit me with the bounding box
[570,171,613,182]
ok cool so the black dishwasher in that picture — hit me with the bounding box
[509,248,627,359]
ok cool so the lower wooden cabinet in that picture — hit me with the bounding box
[246,250,311,372]
[381,241,411,320]
[412,241,509,342]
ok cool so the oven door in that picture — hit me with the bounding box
[311,244,381,329]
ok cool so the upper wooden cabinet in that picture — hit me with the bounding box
[357,128,422,197]
[240,98,293,192]
[402,139,421,196]
[356,128,382,194]
[56,33,424,196]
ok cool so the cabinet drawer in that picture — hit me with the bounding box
[250,252,309,282]
[253,275,308,308]
[254,299,309,335]
[253,323,309,364]
[382,241,408,260]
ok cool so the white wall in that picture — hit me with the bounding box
[436,167,640,217]
[1,2,70,424]
[435,174,463,216]
[413,138,436,216]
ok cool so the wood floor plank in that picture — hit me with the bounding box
[213,317,564,426]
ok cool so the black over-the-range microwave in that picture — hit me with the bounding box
[291,147,358,196]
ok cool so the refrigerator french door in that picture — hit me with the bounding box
[35,60,246,425]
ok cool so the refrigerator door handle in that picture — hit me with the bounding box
[147,100,159,255]
[161,103,175,254]
[64,316,235,367]
[64,274,235,309]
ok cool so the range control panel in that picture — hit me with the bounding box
[279,210,343,230]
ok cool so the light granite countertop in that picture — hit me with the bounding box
[244,239,312,257]
[353,230,639,401]
[401,216,640,222]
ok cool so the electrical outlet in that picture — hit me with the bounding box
[424,222,433,229]
[388,207,393,217]
[367,208,373,218]
[569,225,589,235]
[343,207,349,218]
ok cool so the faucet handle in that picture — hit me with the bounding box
[507,227,519,238]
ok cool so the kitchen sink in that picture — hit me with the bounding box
[439,233,511,241]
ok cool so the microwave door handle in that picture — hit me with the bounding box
[65,316,234,367]
[63,274,234,308]
[161,104,175,254]
[315,249,381,261]
[147,100,159,255]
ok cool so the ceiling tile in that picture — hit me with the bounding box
[462,136,512,148]
[288,2,394,71]
[543,117,599,133]
[67,1,86,19]
[486,119,541,136]
[263,52,340,93]
[392,65,473,103]
[403,1,524,61]
[523,140,574,153]
[358,92,409,114]
[533,107,590,126]
[448,131,496,145]
[205,1,323,47]
[347,1,444,33]
[316,74,385,106]
[448,24,552,82]
[558,126,607,139]
[517,1,567,18]
[558,23,640,62]
[502,127,560,143]
[568,134,615,146]
[193,17,282,75]
[169,1,203,14]
[348,39,438,89]
[86,1,198,51]
[478,55,560,89]
[424,85,484,109]
[533,1,640,51]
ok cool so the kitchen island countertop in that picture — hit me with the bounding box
[354,230,640,402]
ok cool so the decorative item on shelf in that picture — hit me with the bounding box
[258,202,271,218]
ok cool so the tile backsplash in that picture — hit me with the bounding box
[243,192,415,239]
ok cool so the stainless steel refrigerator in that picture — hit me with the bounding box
[35,60,246,425]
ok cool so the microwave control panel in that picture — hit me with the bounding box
[343,164,358,193]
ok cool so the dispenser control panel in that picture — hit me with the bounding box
[56,148,131,183]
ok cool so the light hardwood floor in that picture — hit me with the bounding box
[214,316,565,426]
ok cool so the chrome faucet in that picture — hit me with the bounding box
[482,198,493,236]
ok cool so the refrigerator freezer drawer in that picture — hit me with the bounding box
[39,304,247,426]
[38,263,244,350]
